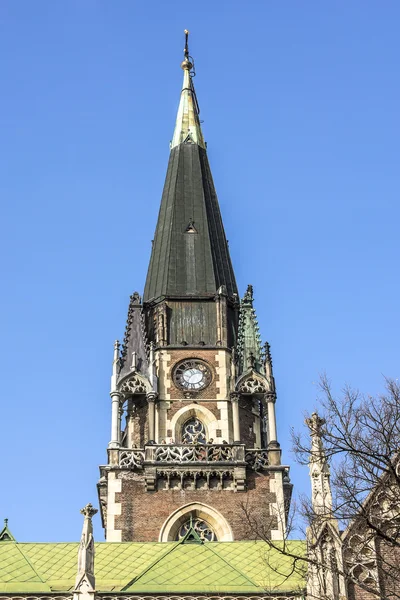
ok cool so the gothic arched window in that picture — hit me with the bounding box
[181,418,206,444]
[177,517,217,542]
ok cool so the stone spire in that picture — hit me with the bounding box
[305,415,347,600]
[171,30,206,150]
[144,31,238,314]
[306,412,333,515]
[74,504,98,598]
[237,285,264,375]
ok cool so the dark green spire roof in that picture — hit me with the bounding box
[144,143,237,302]
[143,39,237,303]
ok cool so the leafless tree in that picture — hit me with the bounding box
[241,376,400,600]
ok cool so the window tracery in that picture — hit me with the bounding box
[177,518,217,542]
[119,375,147,397]
[237,376,267,394]
[182,418,206,444]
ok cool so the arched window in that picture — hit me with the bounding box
[177,517,217,542]
[159,502,233,541]
[181,418,206,444]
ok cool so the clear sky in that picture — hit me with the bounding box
[1,1,399,541]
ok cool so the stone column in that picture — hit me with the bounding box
[230,393,241,442]
[266,394,281,465]
[267,395,278,446]
[267,398,278,445]
[147,392,158,443]
[109,392,122,448]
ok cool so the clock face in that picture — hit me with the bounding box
[174,360,211,391]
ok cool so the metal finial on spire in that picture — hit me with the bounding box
[184,29,189,59]
[171,30,205,149]
[181,29,193,71]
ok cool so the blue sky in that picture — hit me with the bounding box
[0,1,399,541]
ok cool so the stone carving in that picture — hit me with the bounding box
[80,503,98,519]
[245,449,269,470]
[119,375,147,396]
[345,533,379,588]
[154,444,234,463]
[156,469,234,491]
[238,376,267,394]
[119,450,145,469]
[120,293,140,363]
[177,518,216,542]
[99,498,107,527]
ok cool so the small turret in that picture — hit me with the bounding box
[0,518,15,542]
[237,285,263,375]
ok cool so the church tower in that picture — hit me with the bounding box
[98,32,292,543]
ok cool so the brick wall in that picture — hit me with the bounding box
[167,400,221,422]
[114,470,276,542]
[238,401,257,447]
[129,397,149,447]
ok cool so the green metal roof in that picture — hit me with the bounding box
[0,539,306,594]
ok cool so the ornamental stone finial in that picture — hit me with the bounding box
[243,284,254,305]
[306,412,332,515]
[306,412,326,436]
[80,503,98,519]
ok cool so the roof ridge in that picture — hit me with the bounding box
[14,543,50,588]
[206,542,260,588]
[120,541,180,591]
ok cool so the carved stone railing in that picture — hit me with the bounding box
[117,445,271,470]
[119,449,145,469]
[146,443,245,464]
[245,449,269,470]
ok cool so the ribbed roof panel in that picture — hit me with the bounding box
[143,142,237,302]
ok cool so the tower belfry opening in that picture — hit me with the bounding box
[97,31,292,544]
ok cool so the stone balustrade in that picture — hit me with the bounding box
[117,443,249,468]
[244,448,269,470]
[148,443,245,463]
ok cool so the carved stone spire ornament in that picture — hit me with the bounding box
[74,504,98,600]
[237,285,264,375]
[306,414,347,600]
[306,412,333,515]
